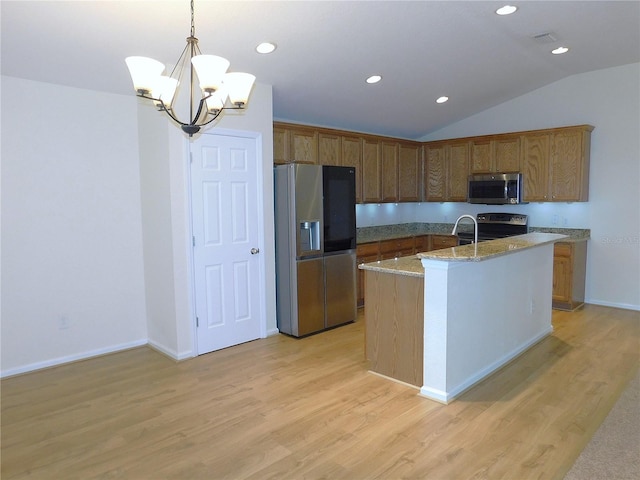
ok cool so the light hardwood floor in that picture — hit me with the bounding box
[2,304,638,479]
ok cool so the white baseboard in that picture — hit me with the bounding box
[147,339,194,361]
[585,300,640,312]
[420,326,553,405]
[0,339,148,378]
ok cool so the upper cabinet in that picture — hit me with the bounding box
[274,122,593,204]
[273,123,318,164]
[398,142,421,202]
[424,141,469,202]
[523,125,593,202]
[470,136,521,173]
[362,138,382,203]
[341,135,363,204]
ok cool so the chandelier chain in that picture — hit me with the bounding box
[190,0,196,38]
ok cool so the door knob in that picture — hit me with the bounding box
[251,248,260,255]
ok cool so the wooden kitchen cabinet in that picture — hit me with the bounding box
[341,135,363,203]
[523,125,593,202]
[414,235,431,253]
[550,127,592,201]
[424,141,469,202]
[381,141,399,202]
[553,241,587,311]
[398,142,421,202]
[290,127,318,164]
[318,132,341,166]
[273,123,318,164]
[273,125,290,164]
[471,136,521,174]
[522,132,551,201]
[379,237,415,260]
[430,234,459,250]
[362,139,382,202]
[424,143,447,201]
[357,242,380,307]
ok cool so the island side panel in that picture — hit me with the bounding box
[364,270,424,387]
[421,243,555,403]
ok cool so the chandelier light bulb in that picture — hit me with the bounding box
[224,72,256,106]
[125,56,165,94]
[191,55,230,92]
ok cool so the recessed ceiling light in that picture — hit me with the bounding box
[256,42,276,54]
[496,5,518,15]
[551,46,569,55]
[366,75,382,84]
[436,96,449,104]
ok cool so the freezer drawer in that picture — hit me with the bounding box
[324,252,357,328]
[294,257,326,336]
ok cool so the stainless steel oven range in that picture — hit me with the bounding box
[457,213,529,245]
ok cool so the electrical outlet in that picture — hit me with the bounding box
[562,217,569,227]
[552,215,559,225]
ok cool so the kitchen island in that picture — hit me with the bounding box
[360,232,567,403]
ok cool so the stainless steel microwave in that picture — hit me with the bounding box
[468,173,524,204]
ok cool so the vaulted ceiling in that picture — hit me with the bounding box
[2,1,639,139]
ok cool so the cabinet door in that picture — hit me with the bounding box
[494,136,521,173]
[551,129,587,201]
[362,139,382,202]
[398,143,421,202]
[273,126,290,164]
[470,140,492,173]
[381,141,398,202]
[357,242,380,307]
[318,132,341,166]
[414,235,431,253]
[379,237,415,260]
[342,135,363,203]
[425,144,447,202]
[552,248,572,304]
[430,235,458,250]
[522,133,550,201]
[290,127,318,164]
[448,142,470,201]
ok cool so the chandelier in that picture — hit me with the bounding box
[125,0,256,136]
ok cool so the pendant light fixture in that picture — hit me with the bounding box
[125,0,256,136]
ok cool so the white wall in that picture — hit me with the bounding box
[1,76,148,376]
[357,63,640,310]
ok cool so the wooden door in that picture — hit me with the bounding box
[342,135,363,203]
[398,143,421,202]
[318,132,341,166]
[470,139,492,173]
[381,141,398,202]
[362,139,382,202]
[494,136,521,173]
[448,142,470,201]
[290,127,318,164]
[551,129,585,201]
[191,133,262,354]
[425,144,447,201]
[522,133,551,201]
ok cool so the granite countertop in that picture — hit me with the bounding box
[419,232,568,262]
[358,255,425,278]
[359,233,568,277]
[357,222,590,244]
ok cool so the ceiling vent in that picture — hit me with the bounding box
[531,32,558,44]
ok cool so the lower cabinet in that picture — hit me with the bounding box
[553,240,588,311]
[357,234,458,307]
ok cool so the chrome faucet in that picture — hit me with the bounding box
[451,214,478,244]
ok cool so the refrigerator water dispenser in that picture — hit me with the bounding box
[299,221,320,252]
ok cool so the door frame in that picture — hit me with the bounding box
[185,128,268,355]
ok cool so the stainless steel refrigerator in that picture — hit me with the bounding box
[274,164,357,337]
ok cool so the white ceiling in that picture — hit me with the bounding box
[2,1,639,140]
